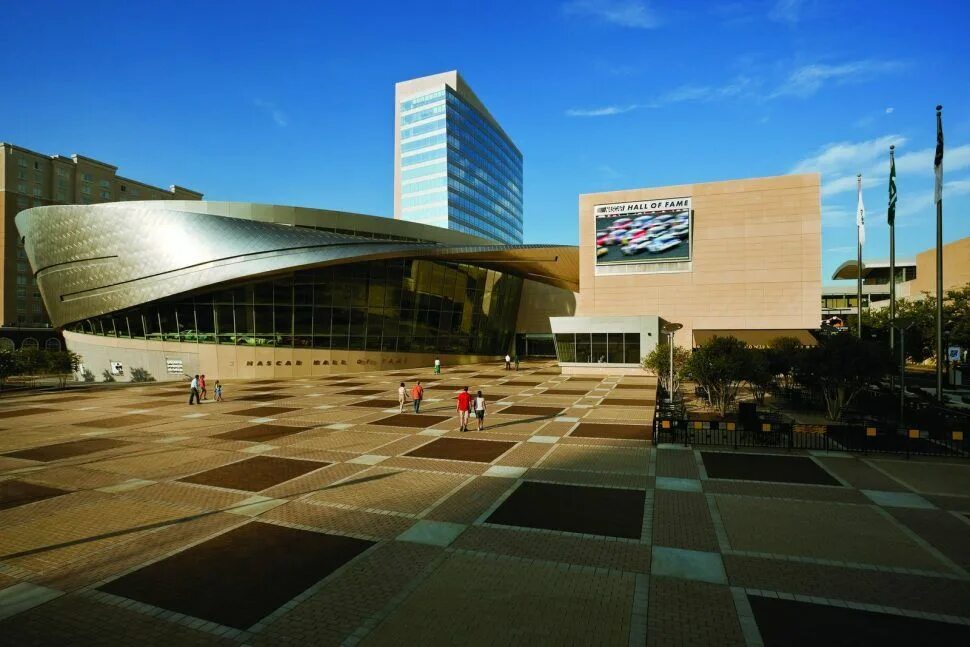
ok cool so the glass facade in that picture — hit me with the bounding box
[69,259,523,355]
[554,333,641,364]
[398,86,523,244]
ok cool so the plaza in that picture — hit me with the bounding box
[1,363,969,645]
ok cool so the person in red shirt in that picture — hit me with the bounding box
[456,386,472,432]
[410,381,424,413]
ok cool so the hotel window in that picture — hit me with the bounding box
[81,185,92,195]
[16,276,27,286]
[17,170,27,180]
[33,187,42,196]
[17,183,27,193]
[16,287,26,298]
[56,190,67,201]
[17,157,27,167]
[56,167,69,177]
[33,161,40,170]
[17,263,27,273]
[81,172,93,182]
[99,180,111,188]
[100,190,111,199]
[17,249,25,259]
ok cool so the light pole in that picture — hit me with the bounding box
[660,322,683,404]
[892,318,915,430]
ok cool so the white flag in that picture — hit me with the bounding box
[856,177,866,246]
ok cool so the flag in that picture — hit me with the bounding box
[857,177,866,246]
[888,149,896,226]
[934,107,944,204]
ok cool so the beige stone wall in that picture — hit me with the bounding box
[909,237,970,296]
[577,174,821,347]
[65,331,500,383]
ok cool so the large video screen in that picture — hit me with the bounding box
[595,197,692,266]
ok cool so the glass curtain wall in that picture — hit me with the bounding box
[554,333,642,364]
[71,259,523,356]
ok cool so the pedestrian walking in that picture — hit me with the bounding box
[214,381,224,402]
[410,381,424,413]
[434,357,441,375]
[514,355,520,371]
[199,374,208,400]
[398,382,408,413]
[504,354,511,370]
[456,386,471,432]
[188,374,201,405]
[474,390,486,431]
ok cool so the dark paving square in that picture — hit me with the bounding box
[121,400,181,409]
[215,424,313,443]
[613,383,653,390]
[73,414,160,429]
[37,395,96,404]
[426,384,469,391]
[3,438,130,462]
[371,413,449,428]
[350,399,403,408]
[179,456,327,491]
[236,394,289,402]
[332,381,366,387]
[748,594,970,646]
[495,405,563,417]
[0,407,59,419]
[0,480,70,510]
[570,423,652,440]
[339,388,386,396]
[599,397,654,406]
[542,388,589,395]
[406,437,516,463]
[99,521,373,629]
[701,452,840,486]
[474,374,504,379]
[502,380,542,386]
[487,481,645,539]
[227,406,300,417]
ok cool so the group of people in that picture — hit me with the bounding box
[397,381,487,431]
[188,373,223,405]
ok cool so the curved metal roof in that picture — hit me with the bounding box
[16,202,578,327]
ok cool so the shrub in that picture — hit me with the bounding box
[641,342,691,398]
[130,367,155,383]
[102,370,116,383]
[81,368,95,383]
[794,335,893,421]
[684,336,751,416]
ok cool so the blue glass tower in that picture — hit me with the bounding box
[394,71,523,244]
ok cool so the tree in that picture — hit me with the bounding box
[794,335,892,421]
[768,336,803,391]
[0,351,17,391]
[130,367,155,383]
[102,370,115,383]
[866,291,936,361]
[684,336,751,415]
[745,348,774,405]
[44,350,81,389]
[642,342,690,398]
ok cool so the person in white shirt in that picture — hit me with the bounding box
[474,390,486,431]
[398,382,408,413]
[504,354,511,370]
[434,358,441,375]
[188,374,200,405]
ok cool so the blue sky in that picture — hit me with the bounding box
[2,0,968,281]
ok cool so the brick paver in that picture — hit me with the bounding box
[1,361,969,644]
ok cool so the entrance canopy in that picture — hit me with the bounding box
[693,329,818,348]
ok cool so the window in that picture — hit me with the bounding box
[81,172,93,182]
[17,183,27,193]
[81,185,92,195]
[16,276,27,285]
[56,167,69,177]
[15,287,26,298]
[33,161,40,170]
[17,170,27,180]
[17,263,27,273]
[17,157,27,167]
[98,180,111,188]
[32,187,42,196]
[100,190,111,199]
[120,184,126,192]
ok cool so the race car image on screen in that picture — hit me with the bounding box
[594,199,691,266]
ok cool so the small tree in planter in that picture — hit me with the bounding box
[642,342,691,398]
[794,335,892,421]
[129,367,156,383]
[44,350,81,389]
[745,348,774,405]
[102,370,115,383]
[685,336,751,416]
[0,351,17,391]
[768,336,803,392]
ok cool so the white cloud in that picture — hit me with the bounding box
[562,0,659,28]
[566,104,640,117]
[771,60,905,99]
[821,205,855,228]
[791,135,903,177]
[768,0,805,24]
[824,245,855,254]
[885,107,894,114]
[253,99,288,127]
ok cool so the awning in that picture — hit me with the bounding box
[692,329,818,348]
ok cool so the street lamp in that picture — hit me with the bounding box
[660,322,683,404]
[891,317,915,430]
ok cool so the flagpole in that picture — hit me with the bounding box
[857,174,863,339]
[889,145,896,393]
[935,105,944,401]
[889,146,896,354]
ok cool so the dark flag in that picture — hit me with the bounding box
[934,106,944,204]
[888,148,896,225]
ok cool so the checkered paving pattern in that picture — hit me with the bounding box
[0,361,968,645]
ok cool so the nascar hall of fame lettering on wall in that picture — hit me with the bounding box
[594,197,692,266]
